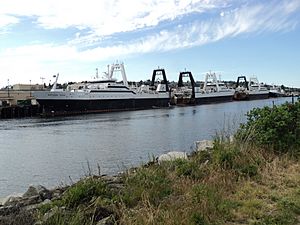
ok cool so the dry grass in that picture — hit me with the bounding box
[117,140,300,225]
[37,140,300,225]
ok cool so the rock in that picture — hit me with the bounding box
[23,185,51,200]
[99,175,124,191]
[2,194,22,207]
[195,140,213,151]
[43,207,58,222]
[23,186,39,198]
[0,208,36,225]
[43,199,52,204]
[100,175,121,184]
[34,221,43,225]
[22,195,42,206]
[96,215,114,225]
[158,151,187,163]
[50,186,67,200]
[0,205,19,216]
[24,198,51,211]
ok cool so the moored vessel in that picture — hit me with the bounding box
[269,85,286,98]
[33,63,170,117]
[195,72,234,104]
[234,76,269,100]
[171,71,196,105]
[171,71,234,105]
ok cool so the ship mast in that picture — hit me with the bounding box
[51,73,59,91]
[203,71,219,92]
[109,62,128,86]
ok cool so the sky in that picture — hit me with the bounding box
[0,0,300,88]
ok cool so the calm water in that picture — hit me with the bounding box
[0,97,291,197]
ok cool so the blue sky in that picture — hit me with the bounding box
[0,0,300,87]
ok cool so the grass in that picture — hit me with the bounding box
[36,137,300,225]
[117,137,300,225]
[37,177,116,225]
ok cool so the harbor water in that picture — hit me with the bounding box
[0,97,292,197]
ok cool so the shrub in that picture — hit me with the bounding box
[237,102,300,154]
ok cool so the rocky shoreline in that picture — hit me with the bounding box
[0,175,125,225]
[0,140,214,225]
[0,184,67,225]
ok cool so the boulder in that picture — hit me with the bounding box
[158,151,187,163]
[2,194,22,207]
[23,185,51,200]
[195,140,213,151]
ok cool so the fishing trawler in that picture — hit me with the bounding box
[234,76,269,100]
[195,72,234,104]
[170,71,196,105]
[33,62,170,116]
[171,71,234,105]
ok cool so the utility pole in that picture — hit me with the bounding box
[40,77,45,84]
[29,79,32,97]
[7,79,10,98]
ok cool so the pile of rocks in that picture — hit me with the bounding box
[0,185,66,225]
[0,175,123,225]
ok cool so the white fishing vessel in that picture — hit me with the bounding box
[33,62,170,116]
[269,85,286,97]
[171,71,234,105]
[234,76,269,100]
[195,72,234,104]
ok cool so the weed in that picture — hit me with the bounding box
[191,184,235,223]
[190,212,207,225]
[279,195,300,214]
[62,177,111,208]
[122,166,172,207]
[259,210,297,225]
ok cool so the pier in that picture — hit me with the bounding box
[0,105,40,119]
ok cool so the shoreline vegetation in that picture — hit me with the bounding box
[0,101,299,225]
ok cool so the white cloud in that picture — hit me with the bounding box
[0,0,226,34]
[0,0,299,86]
[0,44,79,86]
[78,0,300,57]
[0,14,19,30]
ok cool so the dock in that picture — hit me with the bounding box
[0,105,40,119]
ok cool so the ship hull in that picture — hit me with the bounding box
[234,91,269,101]
[194,92,234,105]
[248,92,270,100]
[269,91,286,98]
[35,92,170,116]
[195,94,233,105]
[172,92,234,106]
